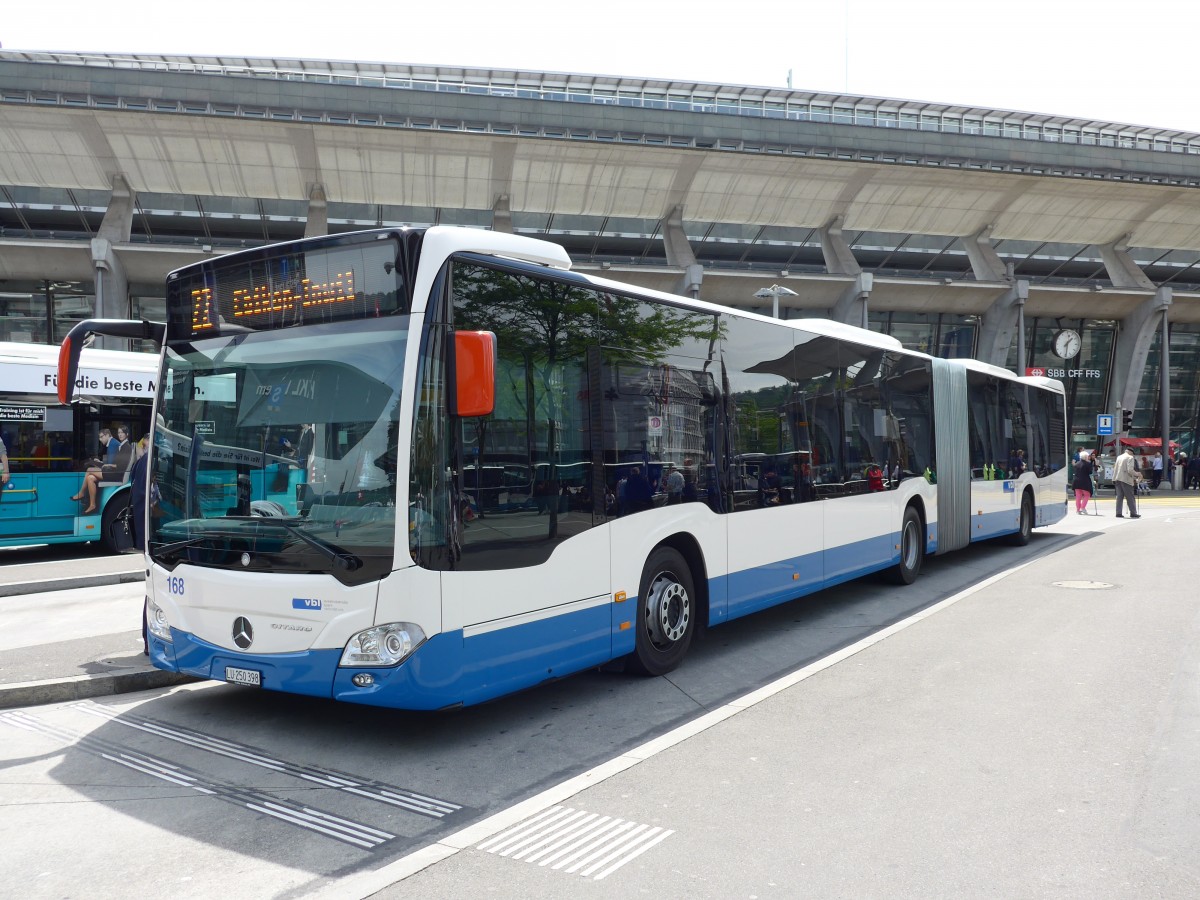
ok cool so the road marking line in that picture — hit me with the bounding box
[0,709,396,850]
[74,701,463,818]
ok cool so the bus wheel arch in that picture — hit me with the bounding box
[626,536,706,676]
[99,489,133,554]
[886,501,926,585]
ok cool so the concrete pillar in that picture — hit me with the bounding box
[1109,286,1172,414]
[92,175,135,347]
[830,272,873,329]
[975,280,1029,368]
[961,224,1008,283]
[97,174,135,244]
[818,216,861,275]
[492,195,513,234]
[1099,234,1155,290]
[304,184,328,237]
[662,205,703,298]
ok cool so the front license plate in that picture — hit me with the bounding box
[224,666,261,687]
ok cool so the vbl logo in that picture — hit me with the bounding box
[292,597,322,610]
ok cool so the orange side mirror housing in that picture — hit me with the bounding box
[453,330,496,417]
[57,335,81,405]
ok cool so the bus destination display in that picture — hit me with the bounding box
[174,239,402,336]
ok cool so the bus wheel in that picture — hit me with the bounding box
[628,547,695,676]
[101,497,134,554]
[1007,493,1034,546]
[887,506,925,585]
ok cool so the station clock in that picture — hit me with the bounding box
[1052,329,1082,359]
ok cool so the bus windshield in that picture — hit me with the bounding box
[149,317,408,585]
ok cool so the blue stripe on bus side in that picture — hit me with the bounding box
[333,605,612,709]
[967,507,1022,541]
[456,604,612,706]
[148,515,993,710]
[967,502,1064,541]
[725,531,899,619]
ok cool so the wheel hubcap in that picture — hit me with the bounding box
[646,573,690,645]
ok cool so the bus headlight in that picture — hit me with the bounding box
[340,622,426,667]
[146,599,172,643]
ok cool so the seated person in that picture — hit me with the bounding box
[72,427,134,514]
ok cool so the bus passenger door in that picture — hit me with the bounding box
[411,265,613,704]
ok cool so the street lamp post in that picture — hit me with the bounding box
[753,284,798,319]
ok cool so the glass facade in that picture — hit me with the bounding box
[1134,323,1200,457]
[998,318,1118,454]
[0,287,93,344]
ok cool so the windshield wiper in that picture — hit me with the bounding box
[248,517,362,571]
[154,535,212,563]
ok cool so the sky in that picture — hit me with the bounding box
[3,0,1199,133]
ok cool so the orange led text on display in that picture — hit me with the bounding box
[190,272,356,331]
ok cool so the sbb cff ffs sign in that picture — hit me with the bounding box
[1026,367,1102,379]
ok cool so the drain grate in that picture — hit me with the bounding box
[478,805,673,881]
[1052,580,1115,590]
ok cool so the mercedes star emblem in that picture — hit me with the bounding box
[232,616,254,650]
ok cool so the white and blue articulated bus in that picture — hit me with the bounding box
[1,341,156,551]
[58,227,1067,709]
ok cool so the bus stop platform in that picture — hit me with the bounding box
[0,547,181,708]
[0,546,145,598]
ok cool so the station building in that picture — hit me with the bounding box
[1,50,1199,454]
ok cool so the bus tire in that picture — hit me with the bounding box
[1008,492,1034,546]
[887,506,925,585]
[627,546,696,677]
[100,494,134,554]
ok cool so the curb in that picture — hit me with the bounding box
[0,570,145,598]
[0,669,195,709]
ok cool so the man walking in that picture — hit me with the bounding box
[1113,446,1142,519]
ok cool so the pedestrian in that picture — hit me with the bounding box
[1151,451,1163,488]
[1188,454,1200,490]
[1071,450,1096,515]
[1112,445,1142,519]
[129,436,149,552]
[129,436,150,655]
[665,464,684,504]
[624,466,653,513]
